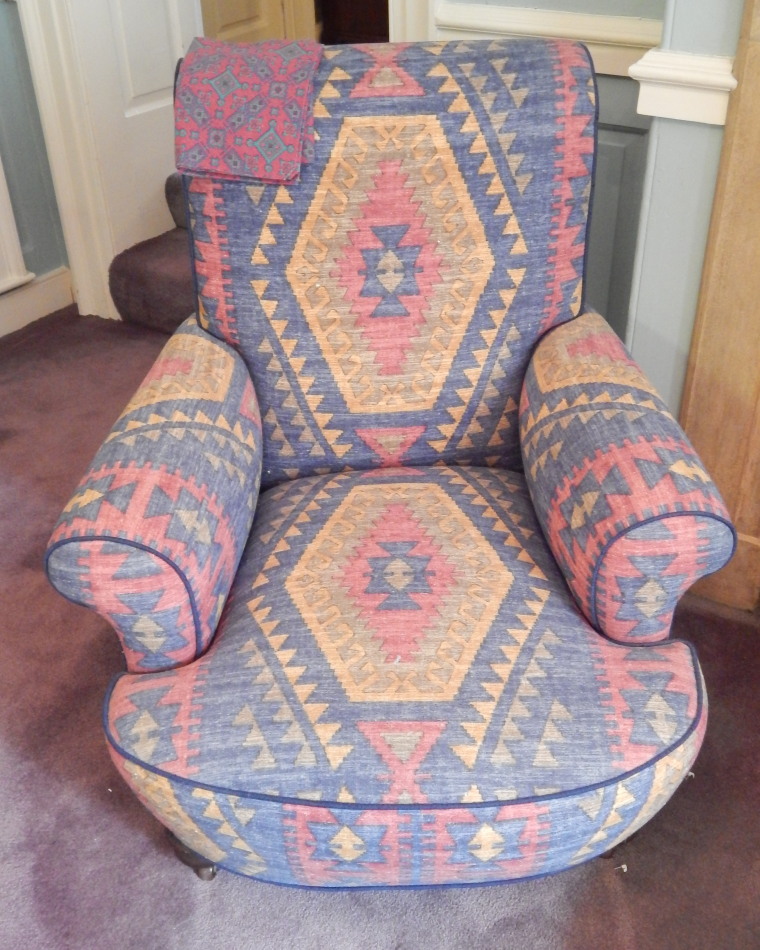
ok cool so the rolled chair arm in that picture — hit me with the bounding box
[46,318,262,672]
[520,311,735,643]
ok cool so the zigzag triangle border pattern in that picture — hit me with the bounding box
[104,464,705,886]
[183,40,596,486]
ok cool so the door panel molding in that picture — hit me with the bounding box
[0,150,34,295]
[109,0,188,114]
[16,0,203,320]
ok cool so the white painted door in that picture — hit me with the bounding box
[73,0,202,248]
[18,0,203,318]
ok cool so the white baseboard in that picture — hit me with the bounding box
[0,267,74,338]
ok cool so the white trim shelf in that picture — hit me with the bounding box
[629,49,737,126]
[389,1,662,77]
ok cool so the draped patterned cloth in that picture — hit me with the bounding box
[175,36,322,184]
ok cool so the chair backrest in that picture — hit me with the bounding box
[175,39,596,487]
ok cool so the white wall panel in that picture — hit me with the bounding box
[109,0,197,113]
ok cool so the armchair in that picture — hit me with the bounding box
[46,37,735,887]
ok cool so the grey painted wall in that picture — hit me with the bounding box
[585,75,650,341]
[627,0,744,410]
[0,4,66,276]
[665,0,743,55]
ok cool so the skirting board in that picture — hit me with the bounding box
[0,267,73,338]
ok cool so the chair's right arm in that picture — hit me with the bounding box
[45,318,262,673]
[519,311,735,643]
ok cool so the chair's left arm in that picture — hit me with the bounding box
[46,318,263,672]
[520,311,736,643]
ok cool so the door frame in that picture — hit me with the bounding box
[16,0,203,320]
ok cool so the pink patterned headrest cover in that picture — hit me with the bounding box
[175,37,322,184]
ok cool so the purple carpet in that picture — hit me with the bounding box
[1,307,758,949]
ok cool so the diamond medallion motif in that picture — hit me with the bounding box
[285,115,495,412]
[210,67,242,100]
[284,483,513,702]
[255,124,288,164]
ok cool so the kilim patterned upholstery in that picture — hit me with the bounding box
[185,40,595,480]
[521,311,735,644]
[47,320,262,672]
[46,39,736,887]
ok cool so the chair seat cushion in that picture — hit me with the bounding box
[105,466,705,886]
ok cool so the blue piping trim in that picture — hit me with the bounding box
[589,510,738,634]
[102,637,705,813]
[578,42,599,319]
[46,534,205,660]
